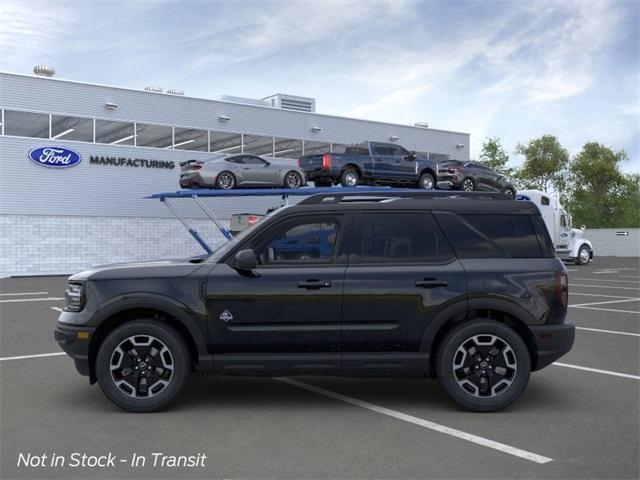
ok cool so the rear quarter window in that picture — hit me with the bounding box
[434,212,544,258]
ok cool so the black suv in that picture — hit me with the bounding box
[55,191,574,412]
[437,161,516,197]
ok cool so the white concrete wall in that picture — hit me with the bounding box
[0,214,229,277]
[586,228,640,257]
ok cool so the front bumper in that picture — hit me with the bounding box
[530,322,575,371]
[54,323,95,378]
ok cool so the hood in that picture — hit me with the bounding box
[571,227,585,239]
[69,256,209,282]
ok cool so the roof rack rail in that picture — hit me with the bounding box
[298,190,509,205]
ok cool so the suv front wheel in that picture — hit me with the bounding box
[96,320,191,412]
[436,319,530,412]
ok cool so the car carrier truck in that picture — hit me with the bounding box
[517,190,594,265]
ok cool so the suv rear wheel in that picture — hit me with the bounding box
[96,320,191,412]
[436,319,530,412]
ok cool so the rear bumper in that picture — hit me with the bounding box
[436,174,463,188]
[54,323,95,378]
[179,172,209,188]
[530,323,575,371]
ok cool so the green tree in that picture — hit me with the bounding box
[515,135,569,192]
[479,137,513,177]
[566,142,638,228]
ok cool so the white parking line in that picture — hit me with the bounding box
[0,352,66,362]
[276,377,553,464]
[570,292,636,299]
[576,327,640,337]
[0,297,64,304]
[0,291,49,296]
[571,305,640,315]
[50,307,63,312]
[570,284,640,291]
[570,298,640,308]
[573,278,640,284]
[553,363,640,380]
[620,275,640,279]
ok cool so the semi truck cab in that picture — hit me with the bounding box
[517,190,594,265]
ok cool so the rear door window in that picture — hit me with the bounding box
[353,212,454,264]
[433,212,503,258]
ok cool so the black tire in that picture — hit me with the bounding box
[284,171,303,189]
[576,244,591,265]
[436,319,531,412]
[96,319,191,412]
[504,187,515,198]
[215,171,236,189]
[418,172,435,190]
[340,168,359,187]
[461,177,475,192]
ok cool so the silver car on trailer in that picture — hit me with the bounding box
[179,154,306,189]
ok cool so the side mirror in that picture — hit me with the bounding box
[406,151,417,161]
[581,225,586,231]
[233,249,258,271]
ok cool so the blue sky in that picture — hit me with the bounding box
[1,0,638,171]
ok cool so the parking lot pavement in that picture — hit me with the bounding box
[1,257,639,479]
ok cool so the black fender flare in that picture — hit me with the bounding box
[419,296,538,357]
[89,293,209,366]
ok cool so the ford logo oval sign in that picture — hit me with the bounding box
[28,146,82,168]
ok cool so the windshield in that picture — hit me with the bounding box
[206,206,289,263]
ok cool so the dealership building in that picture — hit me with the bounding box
[0,69,470,277]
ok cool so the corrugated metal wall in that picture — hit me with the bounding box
[0,72,470,220]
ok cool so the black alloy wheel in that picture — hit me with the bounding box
[437,319,530,412]
[96,320,191,412]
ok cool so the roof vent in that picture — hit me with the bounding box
[33,65,55,77]
[167,88,185,96]
[414,122,429,128]
[262,94,316,113]
[144,85,163,93]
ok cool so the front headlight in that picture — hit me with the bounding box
[64,283,86,312]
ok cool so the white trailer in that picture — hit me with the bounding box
[517,190,594,265]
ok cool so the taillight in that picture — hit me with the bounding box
[322,153,332,170]
[192,164,202,170]
[555,271,568,310]
[448,167,459,173]
[247,215,259,226]
[297,159,301,167]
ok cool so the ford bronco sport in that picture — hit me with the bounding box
[55,191,574,412]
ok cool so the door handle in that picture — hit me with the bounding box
[415,278,448,288]
[298,279,332,289]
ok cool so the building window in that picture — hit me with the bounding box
[95,119,135,145]
[274,137,303,159]
[135,123,173,149]
[303,141,331,156]
[243,134,274,156]
[51,114,93,142]
[4,110,49,138]
[174,127,208,151]
[209,131,242,154]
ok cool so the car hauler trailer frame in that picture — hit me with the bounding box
[147,187,511,255]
